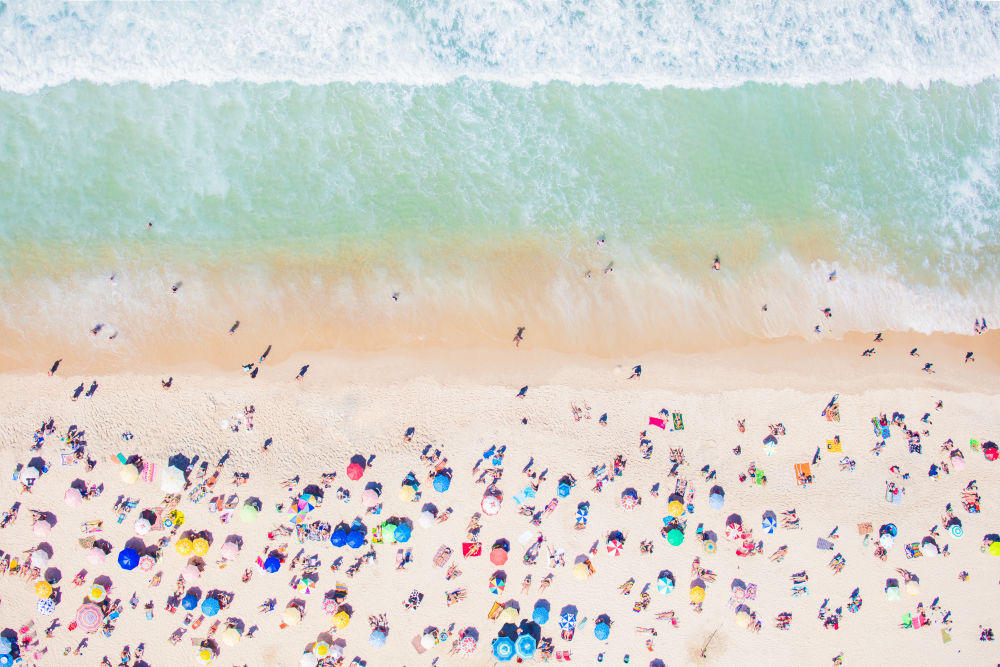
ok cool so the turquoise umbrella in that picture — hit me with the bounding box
[493,636,515,662]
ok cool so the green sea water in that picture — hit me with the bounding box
[0,79,998,366]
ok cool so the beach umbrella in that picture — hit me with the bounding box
[89,584,107,603]
[499,607,518,624]
[433,474,451,492]
[22,466,41,484]
[399,484,416,502]
[220,627,240,646]
[492,637,515,662]
[515,634,537,659]
[138,555,155,571]
[347,529,365,549]
[161,465,185,493]
[734,610,751,628]
[296,494,316,513]
[667,528,684,546]
[30,548,50,569]
[481,494,501,516]
[164,509,185,529]
[906,580,920,596]
[948,522,963,539]
[312,641,331,657]
[239,503,259,523]
[690,586,705,603]
[369,630,387,648]
[879,533,895,549]
[175,538,194,556]
[120,464,140,485]
[573,562,591,579]
[0,655,11,667]
[559,612,576,630]
[64,487,83,507]
[181,594,198,610]
[330,528,348,547]
[332,611,350,629]
[708,493,724,511]
[35,580,53,598]
[667,500,684,517]
[192,537,210,556]
[263,557,281,573]
[490,547,508,565]
[489,575,505,594]
[282,606,302,626]
[762,514,777,534]
[196,647,215,664]
[657,574,674,594]
[558,483,571,498]
[381,522,397,543]
[984,442,999,461]
[419,510,436,528]
[201,597,221,616]
[458,635,477,655]
[117,547,139,570]
[989,541,1000,557]
[361,489,380,508]
[181,564,202,582]
[299,654,318,667]
[421,633,437,649]
[87,547,106,565]
[886,585,900,601]
[134,518,151,536]
[533,606,549,624]
[346,463,364,481]
[0,637,9,653]
[322,598,339,615]
[594,622,610,640]
[76,603,104,633]
[607,539,624,556]
[395,523,412,543]
[33,519,52,537]
[703,537,717,554]
[220,541,239,560]
[576,507,588,521]
[725,523,744,541]
[295,576,315,594]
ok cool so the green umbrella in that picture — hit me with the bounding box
[667,528,684,546]
[381,522,397,542]
[239,503,259,523]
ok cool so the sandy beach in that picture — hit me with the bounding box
[1,332,998,666]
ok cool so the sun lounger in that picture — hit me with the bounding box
[794,463,812,486]
[433,545,452,567]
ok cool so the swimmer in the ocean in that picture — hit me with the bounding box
[171,282,181,293]
[828,270,837,282]
[596,235,606,246]
[712,256,720,271]
[604,263,614,275]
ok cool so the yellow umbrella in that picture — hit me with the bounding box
[989,541,1000,557]
[197,647,215,664]
[689,586,705,603]
[282,606,302,626]
[734,610,751,628]
[312,641,330,657]
[89,584,107,602]
[192,538,211,556]
[175,538,194,556]
[572,562,591,580]
[499,607,518,624]
[905,580,920,596]
[165,509,185,528]
[667,500,684,517]
[35,581,53,598]
[219,627,241,646]
[120,464,140,485]
[398,484,416,502]
[332,611,350,629]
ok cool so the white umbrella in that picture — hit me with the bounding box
[219,541,240,560]
[30,549,50,568]
[181,564,201,583]
[419,511,436,528]
[299,654,318,667]
[161,466,186,493]
[87,547,106,565]
[134,518,151,536]
[64,487,83,507]
[22,466,41,484]
[33,519,52,537]
[879,533,894,549]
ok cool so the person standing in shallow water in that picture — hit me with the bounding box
[712,256,721,271]
[513,327,525,347]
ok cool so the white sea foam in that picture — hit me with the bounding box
[1,1,999,93]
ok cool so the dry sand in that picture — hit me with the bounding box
[1,332,998,666]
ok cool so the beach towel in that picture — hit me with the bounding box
[826,439,842,453]
[816,538,835,550]
[60,453,75,466]
[794,463,812,486]
[142,461,156,483]
[673,414,684,430]
[461,543,481,558]
[648,417,666,429]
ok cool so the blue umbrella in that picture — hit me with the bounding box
[181,594,198,610]
[117,548,139,571]
[557,483,571,498]
[532,606,549,625]
[515,634,537,659]
[762,514,777,534]
[369,630,387,647]
[330,529,348,547]
[394,523,412,543]
[433,474,450,492]
[200,597,220,617]
[263,556,281,573]
[347,530,365,549]
[708,493,724,510]
[0,637,10,653]
[492,637,515,662]
[0,654,12,667]
[594,622,610,640]
[558,613,576,630]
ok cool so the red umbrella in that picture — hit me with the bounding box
[346,463,364,481]
[490,547,508,565]
[607,539,624,556]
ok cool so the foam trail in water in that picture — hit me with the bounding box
[1,1,999,92]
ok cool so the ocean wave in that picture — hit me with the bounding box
[1,1,999,93]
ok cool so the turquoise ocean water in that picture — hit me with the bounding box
[0,2,998,368]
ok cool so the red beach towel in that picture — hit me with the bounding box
[649,417,666,429]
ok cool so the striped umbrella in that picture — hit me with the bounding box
[76,603,104,633]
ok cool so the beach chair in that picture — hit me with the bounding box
[433,545,452,567]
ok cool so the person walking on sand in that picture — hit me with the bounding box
[910,348,919,357]
[161,377,173,390]
[629,365,642,380]
[295,365,309,381]
[965,352,975,363]
[513,327,525,347]
[48,359,61,376]
[228,321,239,336]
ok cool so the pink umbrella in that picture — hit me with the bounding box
[322,598,340,615]
[481,494,501,516]
[181,564,201,583]
[133,518,151,536]
[138,555,155,571]
[219,541,240,561]
[33,520,52,538]
[64,488,83,507]
[361,489,380,508]
[87,547,106,565]
[346,463,364,481]
[621,494,639,511]
[607,539,624,556]
[725,523,744,541]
